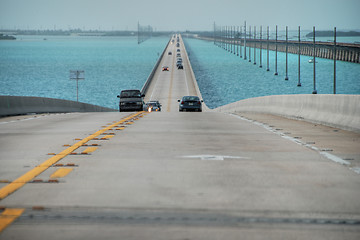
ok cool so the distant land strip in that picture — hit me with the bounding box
[0,29,173,37]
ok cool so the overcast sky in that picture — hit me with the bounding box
[1,0,359,31]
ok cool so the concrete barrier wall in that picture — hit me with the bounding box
[214,94,360,133]
[181,35,209,111]
[0,95,116,117]
[141,38,171,95]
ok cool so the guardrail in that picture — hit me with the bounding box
[181,35,209,111]
[0,95,116,117]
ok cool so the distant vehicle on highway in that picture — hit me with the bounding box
[178,96,203,112]
[145,101,162,112]
[117,89,145,112]
[168,51,172,55]
[162,66,169,71]
[177,64,184,70]
[176,53,181,57]
[177,49,180,52]
[176,43,180,47]
[176,59,182,66]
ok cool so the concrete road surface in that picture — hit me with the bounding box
[144,34,202,112]
[1,110,359,240]
[0,34,359,239]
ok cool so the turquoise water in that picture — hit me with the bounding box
[1,35,359,110]
[183,38,360,109]
[0,36,168,109]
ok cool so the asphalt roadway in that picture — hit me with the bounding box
[144,34,200,111]
[0,35,359,240]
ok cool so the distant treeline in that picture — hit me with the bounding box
[2,29,360,38]
[306,31,360,37]
[0,33,16,40]
[0,29,177,37]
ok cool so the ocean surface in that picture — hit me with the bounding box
[183,37,360,108]
[1,35,359,110]
[0,36,168,109]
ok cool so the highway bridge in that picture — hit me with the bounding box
[0,35,360,239]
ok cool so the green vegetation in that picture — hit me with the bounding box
[0,34,16,40]
[0,29,174,37]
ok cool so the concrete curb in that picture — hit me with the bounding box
[0,96,116,117]
[141,38,171,95]
[182,36,209,111]
[214,94,360,133]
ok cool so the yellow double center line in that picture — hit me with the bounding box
[0,112,144,200]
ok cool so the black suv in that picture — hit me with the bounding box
[117,90,145,112]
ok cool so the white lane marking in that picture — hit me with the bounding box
[0,114,57,124]
[320,152,351,166]
[182,155,250,161]
[229,113,356,173]
[351,168,360,174]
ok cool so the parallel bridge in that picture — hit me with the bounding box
[195,35,360,63]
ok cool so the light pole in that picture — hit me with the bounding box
[253,26,256,65]
[285,26,289,80]
[70,70,85,102]
[312,26,317,94]
[240,26,243,58]
[248,25,251,63]
[274,25,278,76]
[334,27,337,94]
[266,26,270,71]
[237,26,239,56]
[244,21,247,60]
[297,26,302,87]
[259,25,262,68]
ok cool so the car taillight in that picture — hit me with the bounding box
[197,101,201,104]
[181,101,184,104]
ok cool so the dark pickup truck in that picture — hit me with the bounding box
[117,90,145,112]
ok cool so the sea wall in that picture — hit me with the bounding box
[0,95,116,117]
[214,94,360,133]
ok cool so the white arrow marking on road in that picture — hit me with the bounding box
[182,155,250,161]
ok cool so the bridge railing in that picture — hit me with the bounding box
[0,95,115,117]
[141,37,171,95]
[214,94,360,133]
